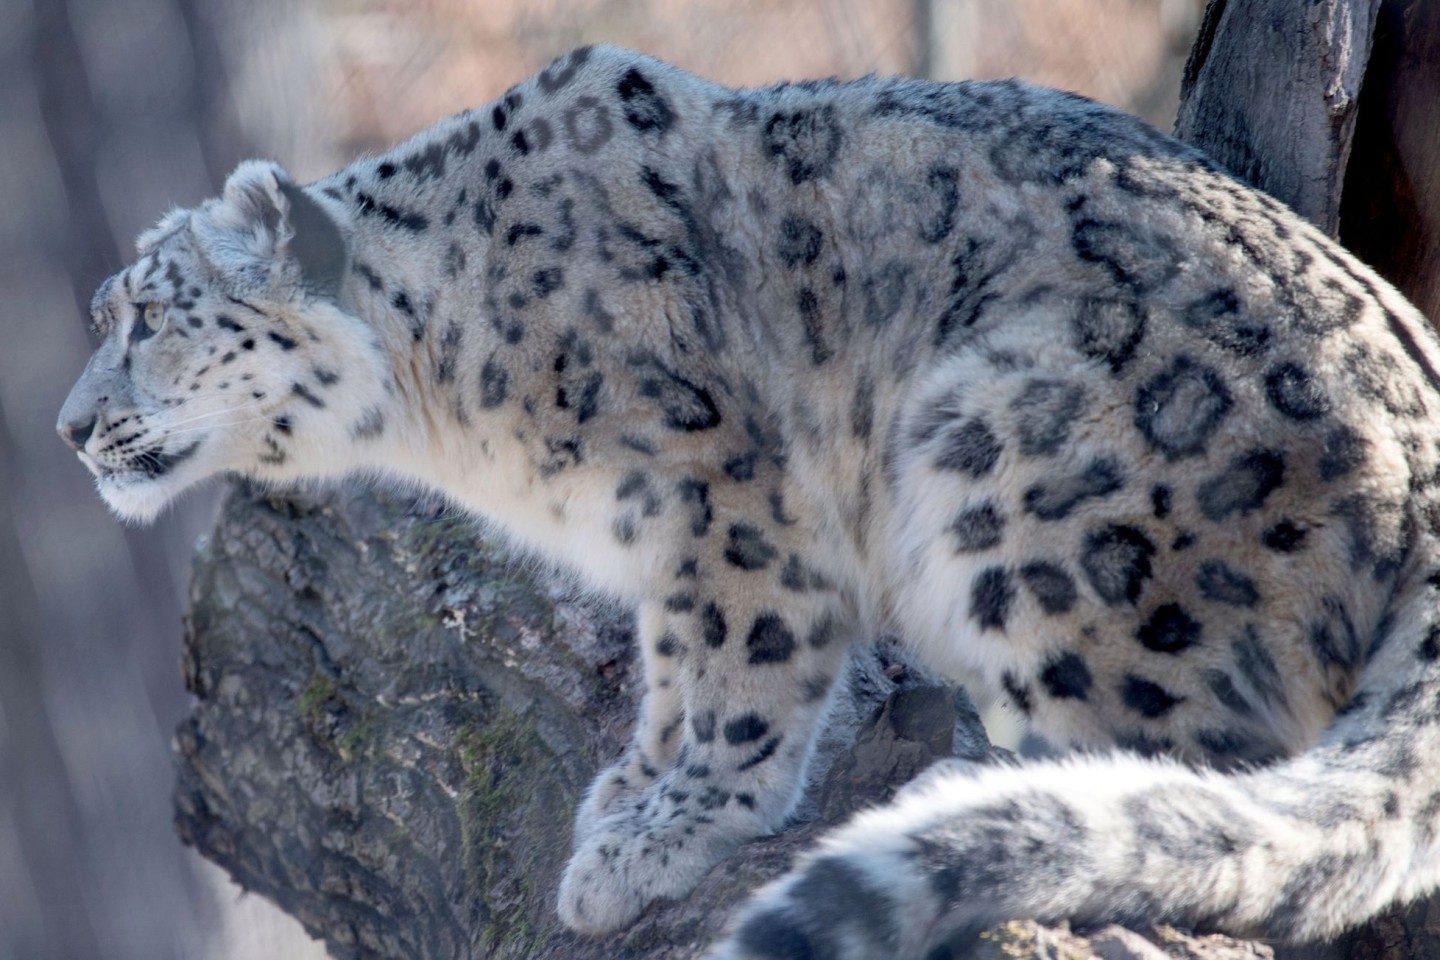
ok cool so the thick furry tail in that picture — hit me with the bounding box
[708,572,1440,959]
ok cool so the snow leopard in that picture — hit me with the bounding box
[57,44,1440,959]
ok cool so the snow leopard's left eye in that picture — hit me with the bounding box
[132,301,167,341]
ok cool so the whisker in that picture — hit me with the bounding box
[164,389,276,411]
[161,415,277,440]
[162,397,270,430]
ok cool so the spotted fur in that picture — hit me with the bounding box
[56,46,1440,957]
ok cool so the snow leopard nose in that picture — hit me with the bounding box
[58,412,97,452]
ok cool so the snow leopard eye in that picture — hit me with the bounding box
[132,301,167,341]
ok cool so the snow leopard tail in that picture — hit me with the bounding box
[709,562,1440,959]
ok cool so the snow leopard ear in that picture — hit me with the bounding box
[210,159,348,300]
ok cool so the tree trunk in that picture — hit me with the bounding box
[174,3,1439,958]
[1338,0,1440,322]
[1174,0,1382,236]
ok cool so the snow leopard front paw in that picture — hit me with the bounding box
[571,750,664,844]
[557,793,760,934]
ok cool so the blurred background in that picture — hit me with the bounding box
[0,1,1202,957]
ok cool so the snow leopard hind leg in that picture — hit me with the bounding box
[705,170,1440,955]
[708,539,1440,959]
